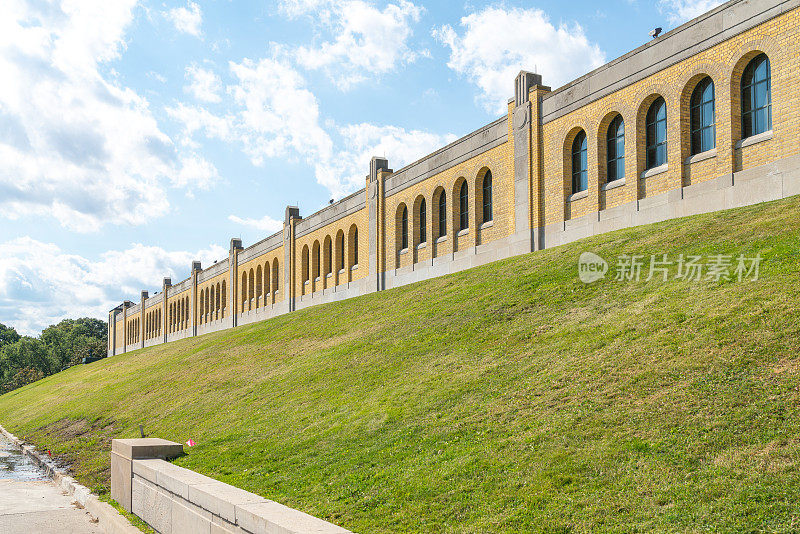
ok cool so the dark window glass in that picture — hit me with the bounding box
[338,235,344,269]
[606,115,625,181]
[742,54,772,139]
[353,228,358,265]
[401,206,408,250]
[482,171,493,223]
[571,131,588,193]
[646,97,667,169]
[690,77,716,154]
[419,198,426,243]
[459,182,469,231]
[326,244,332,274]
[438,192,446,238]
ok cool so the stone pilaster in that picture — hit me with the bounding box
[140,291,148,349]
[162,278,171,343]
[368,157,390,291]
[190,261,201,336]
[229,239,243,327]
[284,206,300,312]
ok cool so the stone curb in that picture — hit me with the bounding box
[0,423,141,534]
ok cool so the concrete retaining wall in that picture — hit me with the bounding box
[111,439,350,534]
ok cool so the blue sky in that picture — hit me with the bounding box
[0,0,722,334]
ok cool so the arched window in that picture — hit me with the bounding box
[646,97,667,169]
[691,77,715,154]
[419,198,427,244]
[353,227,358,265]
[241,274,247,307]
[338,233,345,271]
[264,262,270,297]
[325,238,332,275]
[302,246,309,282]
[216,282,221,313]
[572,131,588,193]
[607,115,625,182]
[742,54,772,139]
[401,206,408,250]
[459,182,468,231]
[438,191,446,238]
[255,265,263,304]
[482,171,493,223]
[272,259,279,293]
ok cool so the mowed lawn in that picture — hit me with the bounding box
[1,196,799,533]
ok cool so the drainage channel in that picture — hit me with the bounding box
[0,434,49,482]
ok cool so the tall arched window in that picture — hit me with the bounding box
[353,228,358,265]
[571,131,588,193]
[646,97,667,169]
[302,246,309,282]
[482,171,493,223]
[607,115,625,182]
[691,77,715,154]
[325,239,332,275]
[272,259,278,293]
[438,192,446,238]
[419,198,427,244]
[459,182,468,231]
[338,233,345,270]
[742,54,772,139]
[401,206,408,250]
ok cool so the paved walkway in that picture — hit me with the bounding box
[0,478,105,533]
[0,436,105,533]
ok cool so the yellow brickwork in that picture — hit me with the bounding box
[541,10,800,225]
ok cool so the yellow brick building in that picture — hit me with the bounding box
[109,0,800,355]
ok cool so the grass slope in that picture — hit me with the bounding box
[2,197,800,533]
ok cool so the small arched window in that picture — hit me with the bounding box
[482,171,493,223]
[606,115,625,182]
[401,206,408,250]
[691,77,715,154]
[742,53,772,139]
[459,182,468,231]
[438,192,446,238]
[646,97,667,169]
[571,131,588,193]
[419,198,427,244]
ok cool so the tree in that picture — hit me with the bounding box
[0,323,21,349]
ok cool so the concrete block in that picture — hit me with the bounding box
[132,477,173,534]
[172,496,212,534]
[154,460,218,500]
[783,173,800,198]
[189,482,268,524]
[236,500,351,534]
[111,451,132,512]
[112,438,184,460]
[132,458,162,484]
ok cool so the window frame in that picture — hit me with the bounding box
[606,115,625,182]
[741,53,772,140]
[419,198,427,244]
[571,131,588,193]
[646,97,668,170]
[437,192,446,238]
[459,182,469,231]
[482,171,493,223]
[690,77,716,155]
[401,206,408,250]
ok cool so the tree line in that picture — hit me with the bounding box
[0,318,107,393]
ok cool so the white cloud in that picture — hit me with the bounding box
[433,6,605,115]
[184,64,222,103]
[293,0,425,90]
[166,1,203,37]
[0,0,216,232]
[326,123,457,194]
[228,55,334,166]
[658,0,725,24]
[227,215,283,233]
[0,237,226,336]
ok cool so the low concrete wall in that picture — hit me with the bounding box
[111,438,351,534]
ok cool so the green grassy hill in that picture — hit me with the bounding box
[2,196,800,533]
